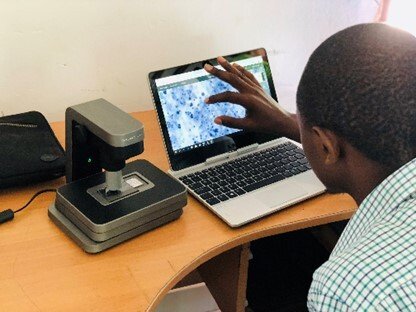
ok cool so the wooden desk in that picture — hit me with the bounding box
[0,110,357,312]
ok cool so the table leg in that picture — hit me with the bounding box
[198,243,250,312]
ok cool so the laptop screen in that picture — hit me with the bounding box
[149,48,279,171]
[155,55,272,154]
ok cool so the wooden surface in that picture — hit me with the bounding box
[199,243,250,312]
[0,110,357,312]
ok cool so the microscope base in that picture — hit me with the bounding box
[48,160,187,253]
[48,204,182,253]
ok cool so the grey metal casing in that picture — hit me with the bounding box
[65,98,144,182]
[49,204,183,254]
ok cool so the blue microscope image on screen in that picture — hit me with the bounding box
[158,65,270,152]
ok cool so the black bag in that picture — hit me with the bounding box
[0,111,65,188]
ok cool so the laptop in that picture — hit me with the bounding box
[148,48,326,227]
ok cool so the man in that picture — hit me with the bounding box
[204,23,415,311]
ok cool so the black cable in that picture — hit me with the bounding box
[0,189,56,224]
[14,189,56,213]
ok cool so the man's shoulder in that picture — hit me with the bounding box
[309,204,416,310]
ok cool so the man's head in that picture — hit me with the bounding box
[296,23,416,193]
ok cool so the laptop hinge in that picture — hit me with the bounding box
[237,143,259,156]
[205,151,237,165]
[204,143,259,166]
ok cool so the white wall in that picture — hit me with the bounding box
[0,0,378,121]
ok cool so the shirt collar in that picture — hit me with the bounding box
[332,157,416,256]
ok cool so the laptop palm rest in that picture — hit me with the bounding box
[216,180,308,226]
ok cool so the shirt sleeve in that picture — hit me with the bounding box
[308,291,354,312]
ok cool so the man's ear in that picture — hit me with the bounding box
[311,127,342,165]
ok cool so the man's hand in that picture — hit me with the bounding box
[204,56,300,142]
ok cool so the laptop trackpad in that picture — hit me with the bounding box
[256,181,308,207]
[217,181,308,226]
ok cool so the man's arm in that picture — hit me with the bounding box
[204,56,301,142]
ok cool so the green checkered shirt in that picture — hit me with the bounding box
[308,158,416,311]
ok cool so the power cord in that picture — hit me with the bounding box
[0,189,56,224]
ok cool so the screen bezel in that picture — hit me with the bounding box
[149,48,279,171]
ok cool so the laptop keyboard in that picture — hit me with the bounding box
[178,142,311,206]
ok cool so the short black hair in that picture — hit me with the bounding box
[297,23,416,168]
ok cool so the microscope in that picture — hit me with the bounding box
[48,99,187,253]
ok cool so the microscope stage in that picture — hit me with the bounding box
[49,160,187,253]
